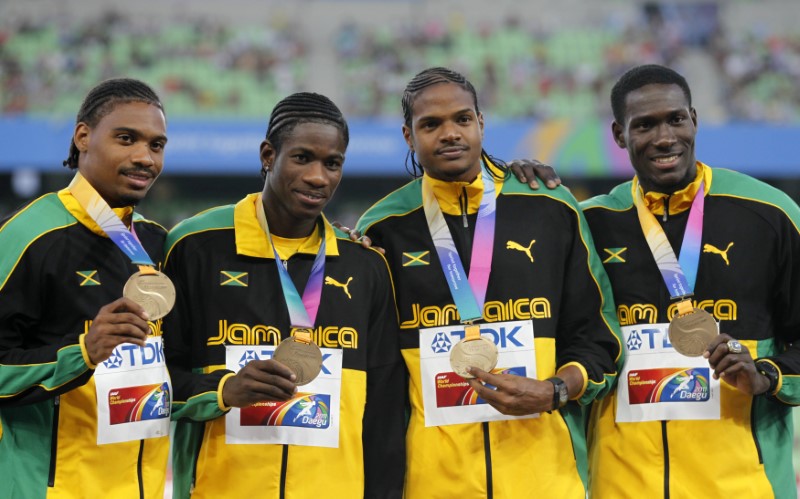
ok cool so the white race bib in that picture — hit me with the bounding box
[419,320,537,427]
[225,345,343,448]
[95,336,171,444]
[616,323,720,422]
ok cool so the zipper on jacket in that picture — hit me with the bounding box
[662,196,670,222]
[460,187,468,228]
[279,444,289,499]
[482,422,494,499]
[751,401,764,464]
[137,440,145,499]
[661,421,670,499]
[47,396,60,487]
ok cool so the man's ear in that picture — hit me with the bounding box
[260,139,275,176]
[478,112,484,139]
[402,125,414,151]
[611,121,626,149]
[74,122,90,153]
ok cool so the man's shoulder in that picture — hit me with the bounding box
[166,205,235,251]
[356,179,422,233]
[580,181,634,212]
[0,193,74,286]
[0,192,74,242]
[499,174,583,211]
[132,213,167,237]
[710,168,800,222]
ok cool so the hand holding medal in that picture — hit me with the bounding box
[273,329,323,386]
[450,325,498,379]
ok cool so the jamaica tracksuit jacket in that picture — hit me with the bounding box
[583,162,800,499]
[162,193,405,499]
[0,189,169,499]
[356,168,623,498]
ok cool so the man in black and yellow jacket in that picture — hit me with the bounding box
[511,64,800,498]
[0,79,170,498]
[163,93,405,499]
[582,65,800,498]
[356,67,622,498]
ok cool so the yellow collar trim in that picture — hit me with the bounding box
[632,162,712,216]
[233,193,339,259]
[422,162,504,215]
[57,185,134,237]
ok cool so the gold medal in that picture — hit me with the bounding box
[273,330,323,386]
[449,324,498,379]
[123,269,176,320]
[668,301,717,357]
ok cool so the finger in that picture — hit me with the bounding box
[247,379,297,400]
[528,178,541,190]
[467,378,502,404]
[545,176,562,189]
[468,367,513,391]
[703,333,732,360]
[239,369,298,398]
[359,235,374,249]
[249,359,296,381]
[509,163,527,183]
[104,297,150,321]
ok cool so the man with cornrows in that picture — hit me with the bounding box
[163,92,404,498]
[0,78,171,498]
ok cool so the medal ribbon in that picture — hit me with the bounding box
[256,196,325,334]
[422,165,496,326]
[68,173,156,274]
[633,180,705,300]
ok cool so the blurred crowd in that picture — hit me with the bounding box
[0,4,798,122]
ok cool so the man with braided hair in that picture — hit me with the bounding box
[163,92,405,498]
[0,78,171,497]
[356,67,622,498]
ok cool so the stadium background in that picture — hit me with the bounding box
[1,0,799,491]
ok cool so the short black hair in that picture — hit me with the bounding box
[401,66,480,130]
[265,91,348,149]
[611,64,692,124]
[63,78,163,169]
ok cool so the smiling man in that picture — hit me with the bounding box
[0,78,171,498]
[162,92,404,499]
[579,65,800,498]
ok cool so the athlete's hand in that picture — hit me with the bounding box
[331,222,384,254]
[85,297,150,365]
[222,360,297,407]
[507,159,562,191]
[704,334,769,394]
[466,368,553,416]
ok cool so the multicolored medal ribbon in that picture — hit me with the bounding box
[422,164,498,378]
[256,195,323,385]
[633,180,716,356]
[68,173,175,320]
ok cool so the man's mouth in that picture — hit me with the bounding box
[296,190,326,205]
[652,153,681,167]
[438,146,467,158]
[122,170,153,188]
